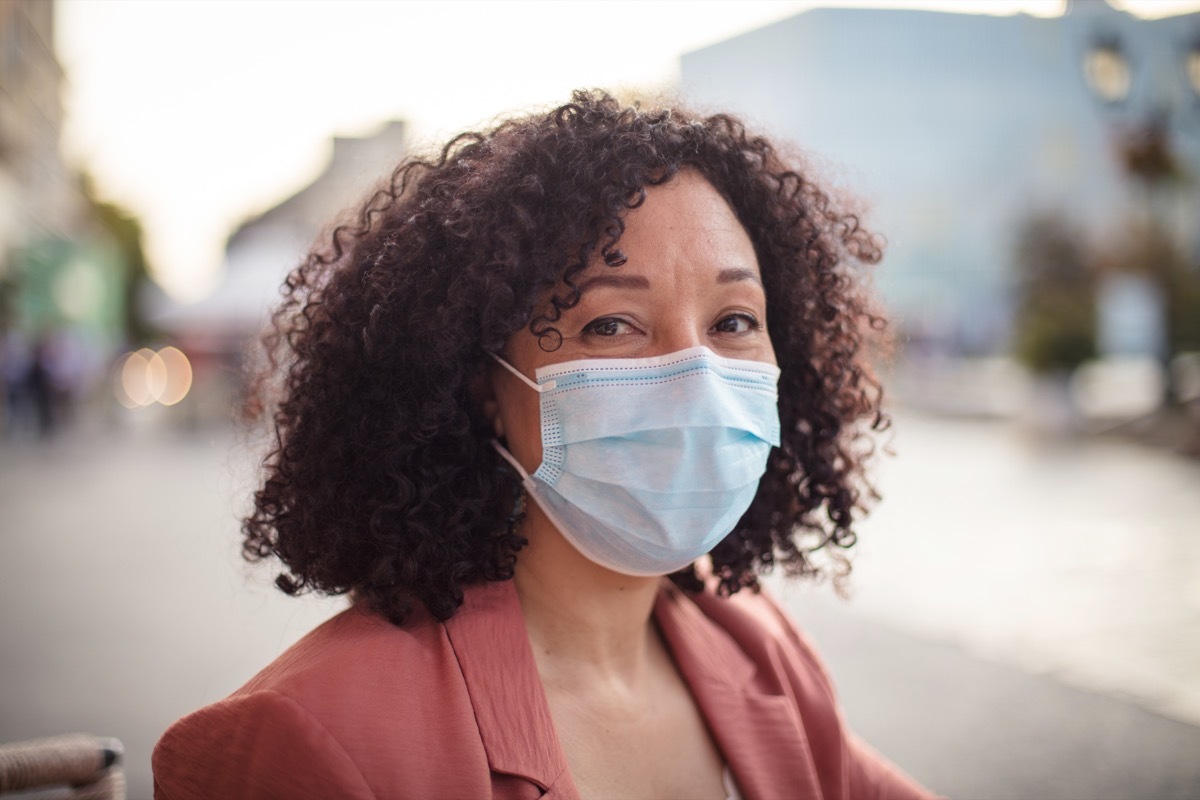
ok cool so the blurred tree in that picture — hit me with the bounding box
[81,176,157,345]
[1013,214,1097,374]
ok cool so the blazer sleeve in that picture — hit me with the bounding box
[756,591,943,800]
[152,689,376,800]
[844,733,941,800]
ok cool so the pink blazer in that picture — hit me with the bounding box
[153,580,937,799]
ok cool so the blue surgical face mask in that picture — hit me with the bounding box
[490,346,781,576]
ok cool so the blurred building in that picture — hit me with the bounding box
[0,0,80,255]
[152,120,406,350]
[1,0,130,437]
[682,0,1200,358]
[148,121,407,420]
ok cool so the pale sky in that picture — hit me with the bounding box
[56,0,1200,301]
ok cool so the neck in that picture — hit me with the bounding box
[512,502,663,688]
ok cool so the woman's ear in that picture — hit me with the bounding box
[483,398,504,439]
[470,368,505,439]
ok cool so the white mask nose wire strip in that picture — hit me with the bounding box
[487,351,557,393]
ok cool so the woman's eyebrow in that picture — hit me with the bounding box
[577,274,651,292]
[717,267,763,286]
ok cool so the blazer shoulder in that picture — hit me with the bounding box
[260,603,482,745]
[155,603,492,799]
[153,688,375,800]
[235,602,445,702]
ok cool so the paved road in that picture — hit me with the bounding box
[833,411,1200,729]
[1,412,1197,799]
[778,586,1200,799]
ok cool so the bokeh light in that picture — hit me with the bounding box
[114,346,193,408]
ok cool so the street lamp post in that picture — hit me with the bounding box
[1081,22,1200,435]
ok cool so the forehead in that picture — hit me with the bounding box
[608,171,758,274]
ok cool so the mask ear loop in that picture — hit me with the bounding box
[488,441,527,542]
[491,438,530,479]
[487,351,557,392]
[485,352,543,482]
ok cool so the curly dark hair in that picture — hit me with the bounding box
[242,89,888,625]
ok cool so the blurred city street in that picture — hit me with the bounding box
[4,0,1200,797]
[2,410,1198,799]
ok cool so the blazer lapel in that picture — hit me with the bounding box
[443,580,581,799]
[654,583,826,800]
[444,579,827,800]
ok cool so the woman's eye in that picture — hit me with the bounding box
[713,313,759,334]
[583,317,633,337]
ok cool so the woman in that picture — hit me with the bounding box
[153,90,937,800]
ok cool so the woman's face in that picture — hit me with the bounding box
[489,170,776,475]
